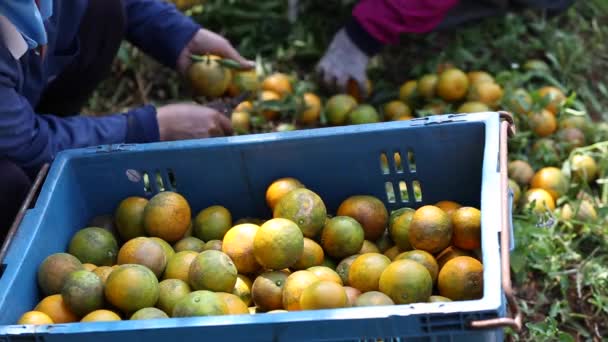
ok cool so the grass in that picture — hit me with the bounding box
[84,1,608,340]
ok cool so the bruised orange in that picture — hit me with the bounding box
[335,254,360,286]
[252,270,289,311]
[37,253,84,296]
[337,195,388,241]
[188,250,238,292]
[508,160,535,186]
[117,237,167,278]
[343,286,362,307]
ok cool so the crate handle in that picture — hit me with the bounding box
[469,112,522,331]
[0,163,50,267]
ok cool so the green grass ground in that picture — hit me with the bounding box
[85,1,608,340]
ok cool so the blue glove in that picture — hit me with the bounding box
[0,0,53,50]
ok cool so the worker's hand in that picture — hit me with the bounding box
[316,28,370,96]
[157,103,233,141]
[177,28,255,74]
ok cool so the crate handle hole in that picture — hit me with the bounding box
[385,182,396,203]
[380,153,390,175]
[155,170,165,192]
[394,152,404,173]
[142,171,152,194]
[413,180,423,202]
[398,181,409,203]
[408,148,417,173]
[167,169,177,190]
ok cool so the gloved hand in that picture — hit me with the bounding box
[157,103,233,141]
[176,28,255,74]
[316,28,370,96]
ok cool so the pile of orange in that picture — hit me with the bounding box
[19,178,485,325]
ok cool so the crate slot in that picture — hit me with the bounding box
[394,152,404,173]
[155,170,165,192]
[167,168,177,190]
[413,180,422,202]
[398,181,409,203]
[380,153,390,175]
[407,148,416,173]
[385,182,396,203]
[142,171,152,195]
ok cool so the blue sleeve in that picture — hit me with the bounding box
[124,0,201,69]
[0,46,160,171]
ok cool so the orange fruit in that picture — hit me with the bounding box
[375,231,394,253]
[325,94,358,125]
[265,177,305,211]
[187,55,232,99]
[81,310,121,322]
[335,254,360,286]
[429,295,452,303]
[524,59,550,71]
[571,154,598,183]
[259,90,282,120]
[68,227,118,266]
[273,188,327,238]
[173,236,205,253]
[130,307,169,320]
[61,270,104,317]
[389,207,415,251]
[523,188,556,213]
[417,74,438,100]
[253,218,304,270]
[37,253,84,296]
[298,93,322,125]
[509,88,532,115]
[434,201,461,218]
[408,205,453,254]
[35,294,78,323]
[82,263,97,272]
[466,71,494,85]
[509,179,522,204]
[144,191,191,243]
[556,128,585,153]
[399,80,418,104]
[307,266,342,285]
[222,223,262,274]
[232,274,253,306]
[92,266,114,285]
[537,86,566,115]
[282,270,320,311]
[530,167,569,200]
[193,205,232,242]
[299,281,347,310]
[346,79,373,102]
[149,237,175,261]
[117,237,167,278]
[435,246,475,270]
[457,101,490,113]
[451,207,482,251]
[559,115,589,131]
[358,240,380,254]
[251,270,289,311]
[202,239,223,252]
[157,278,191,316]
[343,286,362,307]
[321,216,365,259]
[114,196,148,241]
[437,68,469,102]
[172,290,228,317]
[467,82,503,108]
[438,256,483,300]
[508,160,535,186]
[383,100,411,121]
[529,109,557,137]
[232,111,251,134]
[379,259,432,304]
[105,264,160,314]
[395,250,438,283]
[189,250,238,292]
[292,238,324,270]
[337,195,388,241]
[227,69,259,97]
[216,292,249,315]
[163,251,198,282]
[17,311,54,325]
[262,73,293,97]
[348,253,391,292]
[383,246,402,261]
[354,291,394,307]
[235,101,253,112]
[348,104,380,125]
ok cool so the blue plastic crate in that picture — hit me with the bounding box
[0,112,515,341]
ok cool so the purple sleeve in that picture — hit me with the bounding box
[350,0,460,46]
